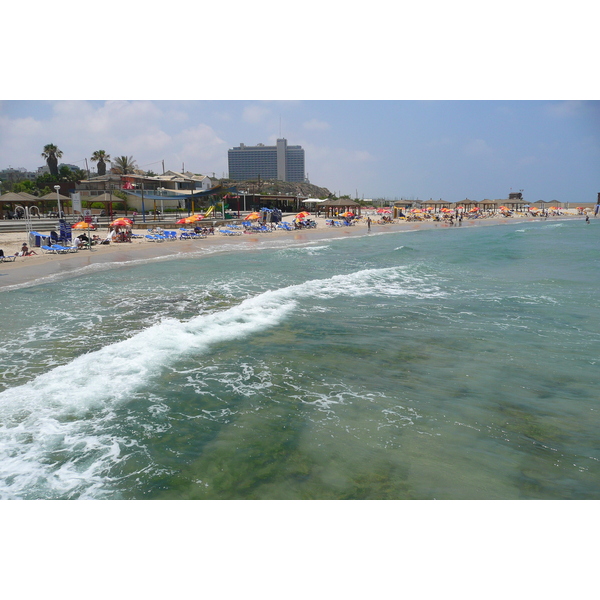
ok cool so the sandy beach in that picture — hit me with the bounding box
[0,212,586,289]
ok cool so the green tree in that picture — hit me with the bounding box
[41,143,63,176]
[112,155,137,174]
[58,166,86,183]
[13,180,36,194]
[91,150,111,176]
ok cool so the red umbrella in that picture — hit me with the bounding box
[110,218,133,227]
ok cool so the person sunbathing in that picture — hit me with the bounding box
[20,244,37,256]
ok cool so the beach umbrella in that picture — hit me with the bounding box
[176,215,204,225]
[296,211,310,219]
[247,212,261,220]
[110,218,133,227]
[469,207,479,212]
[73,221,93,229]
[341,211,354,217]
[456,206,464,210]
[425,206,434,211]
[376,208,391,214]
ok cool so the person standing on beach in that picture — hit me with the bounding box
[367,217,372,231]
[586,215,590,223]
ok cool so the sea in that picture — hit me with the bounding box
[0,217,598,500]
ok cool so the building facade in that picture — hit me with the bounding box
[228,138,305,182]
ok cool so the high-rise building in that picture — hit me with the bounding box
[228,139,305,182]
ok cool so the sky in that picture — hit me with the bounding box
[1,99,598,203]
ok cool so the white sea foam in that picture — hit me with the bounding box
[0,265,443,498]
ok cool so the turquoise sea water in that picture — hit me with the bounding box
[0,219,599,499]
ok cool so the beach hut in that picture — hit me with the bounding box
[318,198,362,218]
[479,199,499,212]
[0,191,43,219]
[424,199,453,213]
[38,191,72,216]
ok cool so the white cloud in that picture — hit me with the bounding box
[0,101,229,175]
[172,124,228,173]
[242,104,271,124]
[303,118,330,131]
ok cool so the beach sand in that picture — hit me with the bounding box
[0,212,583,289]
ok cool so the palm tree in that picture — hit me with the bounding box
[112,155,137,175]
[91,150,111,176]
[41,143,63,176]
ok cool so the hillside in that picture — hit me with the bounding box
[217,178,331,199]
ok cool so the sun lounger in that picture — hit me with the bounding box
[41,245,58,254]
[0,254,17,262]
[50,244,74,253]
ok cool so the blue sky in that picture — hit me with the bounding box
[1,100,598,203]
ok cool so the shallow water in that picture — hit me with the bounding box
[1,219,599,499]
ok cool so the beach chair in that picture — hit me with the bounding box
[50,244,71,254]
[0,254,17,262]
[145,235,160,242]
[179,231,192,240]
[41,245,58,254]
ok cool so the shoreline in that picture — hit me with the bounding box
[0,214,586,290]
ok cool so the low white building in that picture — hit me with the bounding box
[154,171,212,192]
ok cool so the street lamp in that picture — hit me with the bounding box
[54,185,62,219]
